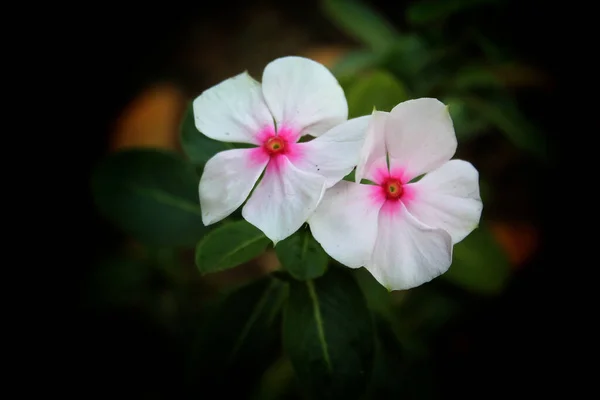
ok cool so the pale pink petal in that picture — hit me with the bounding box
[308,181,383,268]
[291,116,370,188]
[261,56,348,139]
[199,148,269,225]
[242,156,327,244]
[386,98,457,181]
[404,160,483,244]
[368,202,452,291]
[193,72,274,144]
[355,110,389,184]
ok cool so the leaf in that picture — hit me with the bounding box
[407,0,500,25]
[187,277,288,397]
[283,266,374,400]
[322,0,398,52]
[179,102,233,168]
[443,96,491,141]
[443,223,511,295]
[275,228,328,280]
[195,220,271,274]
[346,70,409,118]
[366,316,437,399]
[91,148,207,247]
[464,95,547,160]
[330,50,382,77]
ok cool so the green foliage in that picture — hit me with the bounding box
[406,0,500,25]
[322,0,398,52]
[195,220,271,274]
[283,267,374,399]
[275,227,328,280]
[346,69,409,118]
[91,148,207,247]
[443,224,511,295]
[187,277,287,397]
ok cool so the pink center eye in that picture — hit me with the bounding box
[265,137,285,155]
[382,178,403,200]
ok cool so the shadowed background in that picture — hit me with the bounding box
[68,0,562,397]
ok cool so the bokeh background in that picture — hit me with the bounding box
[69,0,562,397]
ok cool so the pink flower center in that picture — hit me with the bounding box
[264,136,286,155]
[382,178,403,200]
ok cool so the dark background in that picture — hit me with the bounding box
[61,0,568,397]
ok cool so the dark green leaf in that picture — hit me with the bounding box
[443,96,491,140]
[91,148,206,247]
[195,220,270,274]
[187,277,287,397]
[283,267,374,399]
[443,223,511,295]
[276,228,328,280]
[464,95,547,160]
[322,0,398,52]
[407,0,500,25]
[346,70,409,118]
[365,316,438,399]
[179,102,233,168]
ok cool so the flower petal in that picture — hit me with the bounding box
[309,181,383,268]
[261,56,348,139]
[386,98,457,181]
[242,156,327,244]
[193,72,274,144]
[199,148,269,225]
[368,202,452,291]
[404,160,483,244]
[291,115,370,188]
[355,110,389,184]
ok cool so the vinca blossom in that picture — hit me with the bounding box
[309,98,483,291]
[194,56,370,243]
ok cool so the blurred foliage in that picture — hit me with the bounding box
[86,0,548,398]
[326,0,548,160]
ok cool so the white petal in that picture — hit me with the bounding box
[309,181,383,268]
[291,116,370,188]
[386,98,457,181]
[404,160,483,244]
[261,56,348,138]
[368,203,452,291]
[356,110,389,184]
[199,148,269,225]
[193,72,274,144]
[242,156,327,244]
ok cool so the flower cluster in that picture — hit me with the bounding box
[193,56,482,291]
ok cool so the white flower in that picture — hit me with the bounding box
[308,98,483,291]
[195,56,369,244]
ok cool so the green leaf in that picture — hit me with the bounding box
[407,0,499,25]
[187,277,288,397]
[443,96,491,141]
[346,70,409,118]
[342,169,356,182]
[366,316,437,399]
[91,148,207,247]
[195,220,270,274]
[322,0,398,52]
[283,267,374,400]
[331,50,382,77]
[179,102,232,168]
[275,228,328,280]
[443,224,511,295]
[464,95,547,160]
